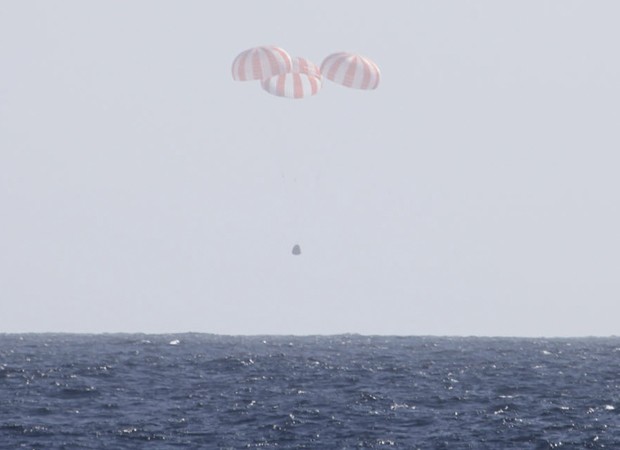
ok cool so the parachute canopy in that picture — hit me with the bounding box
[320,52,380,90]
[231,46,292,81]
[261,57,322,99]
[292,244,301,255]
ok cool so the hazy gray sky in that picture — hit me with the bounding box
[1,1,619,336]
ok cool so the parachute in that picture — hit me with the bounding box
[261,57,322,99]
[292,244,301,256]
[231,46,292,82]
[320,52,380,90]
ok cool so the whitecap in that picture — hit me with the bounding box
[390,403,414,410]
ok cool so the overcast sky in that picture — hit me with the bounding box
[1,1,619,336]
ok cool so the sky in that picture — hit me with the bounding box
[1,1,619,336]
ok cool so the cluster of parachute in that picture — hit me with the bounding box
[232,46,380,99]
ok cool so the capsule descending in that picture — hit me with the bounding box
[292,244,301,255]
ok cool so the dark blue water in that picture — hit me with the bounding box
[1,334,619,449]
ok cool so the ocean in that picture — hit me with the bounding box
[1,334,618,449]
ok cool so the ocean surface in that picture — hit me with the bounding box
[1,334,619,449]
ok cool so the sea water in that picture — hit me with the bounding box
[1,334,619,449]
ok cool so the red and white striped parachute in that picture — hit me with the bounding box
[261,56,322,99]
[231,46,292,81]
[320,52,380,90]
